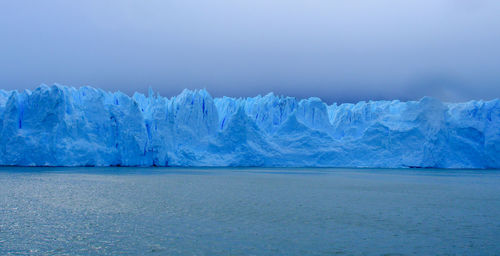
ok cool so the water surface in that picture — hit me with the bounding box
[1,167,499,255]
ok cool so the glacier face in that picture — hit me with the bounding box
[0,84,498,168]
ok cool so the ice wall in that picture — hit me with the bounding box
[0,84,498,168]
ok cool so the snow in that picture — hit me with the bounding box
[0,84,498,168]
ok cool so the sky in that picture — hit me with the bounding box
[0,0,499,103]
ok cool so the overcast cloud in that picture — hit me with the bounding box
[0,0,499,103]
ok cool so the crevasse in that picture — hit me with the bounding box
[0,84,498,168]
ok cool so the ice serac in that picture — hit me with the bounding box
[0,84,498,168]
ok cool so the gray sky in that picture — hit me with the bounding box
[0,0,499,103]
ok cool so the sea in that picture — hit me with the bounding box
[1,167,499,255]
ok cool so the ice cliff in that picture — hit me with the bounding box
[0,84,498,168]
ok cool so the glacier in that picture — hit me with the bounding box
[0,84,498,168]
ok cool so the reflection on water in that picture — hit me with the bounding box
[1,167,499,255]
